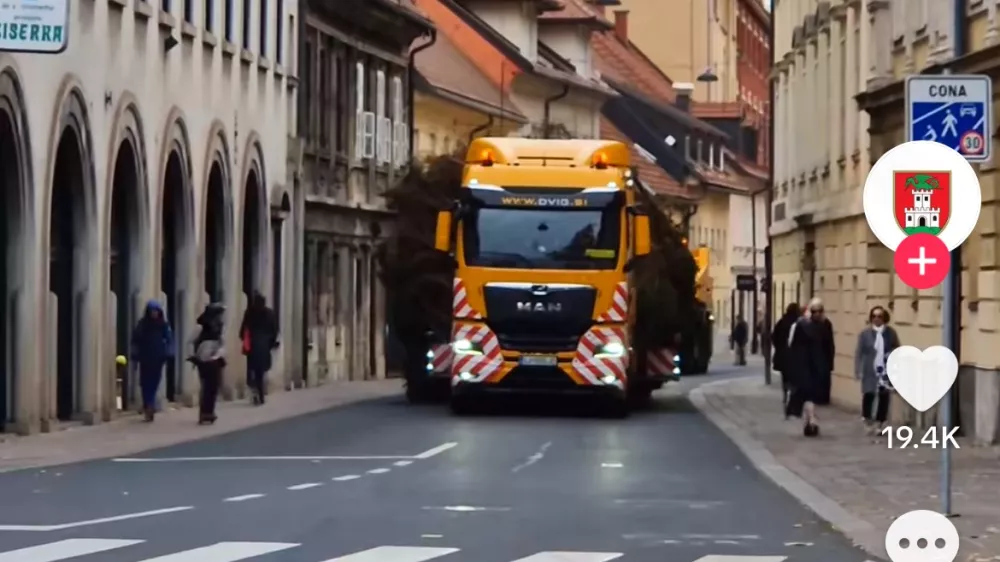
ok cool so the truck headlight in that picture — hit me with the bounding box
[708,314,715,322]
[673,355,681,363]
[596,341,626,358]
[453,338,482,356]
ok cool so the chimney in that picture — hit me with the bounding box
[674,82,694,112]
[613,10,628,41]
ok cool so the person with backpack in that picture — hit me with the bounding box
[240,292,279,405]
[189,303,227,424]
[130,300,175,422]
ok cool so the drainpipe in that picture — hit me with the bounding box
[408,28,438,159]
[468,115,495,143]
[542,84,570,139]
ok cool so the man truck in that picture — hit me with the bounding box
[678,246,713,374]
[424,138,684,416]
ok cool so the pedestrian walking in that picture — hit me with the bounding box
[786,298,829,437]
[731,315,748,366]
[854,305,899,434]
[130,300,175,422]
[189,303,227,424]
[772,303,801,410]
[240,292,279,405]
[809,300,836,405]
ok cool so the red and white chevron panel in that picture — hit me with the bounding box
[646,348,677,376]
[452,279,482,319]
[572,326,627,388]
[429,344,453,374]
[596,281,628,323]
[450,323,502,384]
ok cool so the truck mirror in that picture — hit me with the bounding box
[435,210,452,252]
[633,214,651,256]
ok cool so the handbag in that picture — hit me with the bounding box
[241,329,251,355]
[195,339,223,363]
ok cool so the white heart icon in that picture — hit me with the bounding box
[886,345,959,412]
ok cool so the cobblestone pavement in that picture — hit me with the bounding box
[691,376,1000,561]
[0,378,403,473]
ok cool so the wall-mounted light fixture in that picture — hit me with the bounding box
[163,35,179,52]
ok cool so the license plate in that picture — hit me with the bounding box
[520,355,557,367]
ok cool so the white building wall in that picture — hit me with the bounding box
[538,26,592,78]
[463,0,538,61]
[0,0,295,434]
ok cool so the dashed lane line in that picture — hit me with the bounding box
[332,475,362,482]
[287,483,323,491]
[223,494,265,502]
[367,468,391,474]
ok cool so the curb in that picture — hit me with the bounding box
[689,377,887,561]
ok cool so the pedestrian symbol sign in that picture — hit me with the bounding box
[906,75,992,163]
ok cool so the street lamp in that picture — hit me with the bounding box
[696,67,719,82]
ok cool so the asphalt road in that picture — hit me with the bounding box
[0,363,873,562]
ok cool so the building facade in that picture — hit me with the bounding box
[0,0,296,434]
[770,0,874,410]
[412,31,528,160]
[855,0,1000,444]
[296,0,432,384]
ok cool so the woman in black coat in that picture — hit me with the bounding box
[241,292,279,405]
[772,303,801,407]
[786,298,831,436]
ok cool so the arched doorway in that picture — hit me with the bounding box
[161,149,189,402]
[205,161,227,302]
[109,136,143,408]
[0,90,26,432]
[50,127,89,421]
[242,169,264,300]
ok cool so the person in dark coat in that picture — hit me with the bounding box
[811,301,836,405]
[772,303,801,409]
[240,292,279,405]
[731,315,749,366]
[189,303,227,424]
[130,300,175,422]
[785,298,828,437]
[854,305,900,434]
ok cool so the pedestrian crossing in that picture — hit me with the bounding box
[0,538,791,562]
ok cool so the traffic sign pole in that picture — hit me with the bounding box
[940,67,954,517]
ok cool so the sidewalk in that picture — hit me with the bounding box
[690,377,1000,561]
[0,379,403,473]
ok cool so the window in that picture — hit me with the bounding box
[242,0,251,49]
[276,0,284,64]
[224,0,234,42]
[355,60,376,160]
[391,75,407,167]
[302,40,314,141]
[184,0,193,23]
[162,0,171,12]
[319,45,330,148]
[376,70,389,164]
[335,50,349,153]
[332,250,341,325]
[205,0,214,32]
[259,0,268,56]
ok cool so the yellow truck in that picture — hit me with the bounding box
[678,246,714,374]
[426,138,684,416]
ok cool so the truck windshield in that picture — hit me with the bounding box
[462,203,622,270]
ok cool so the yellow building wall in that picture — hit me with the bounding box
[690,192,734,330]
[413,92,522,159]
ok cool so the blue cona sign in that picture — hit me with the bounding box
[0,0,69,54]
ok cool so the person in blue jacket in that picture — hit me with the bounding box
[130,300,175,421]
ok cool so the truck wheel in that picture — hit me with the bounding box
[627,385,653,407]
[450,394,474,416]
[604,396,631,418]
[405,380,431,404]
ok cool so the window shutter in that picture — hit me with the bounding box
[363,111,376,158]
[354,61,366,159]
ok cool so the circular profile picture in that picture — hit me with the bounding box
[863,140,982,251]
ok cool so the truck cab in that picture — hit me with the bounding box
[428,138,662,416]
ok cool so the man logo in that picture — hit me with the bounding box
[517,301,562,313]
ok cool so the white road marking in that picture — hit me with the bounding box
[694,554,788,562]
[319,546,460,561]
[367,468,391,474]
[421,534,444,539]
[601,463,623,468]
[421,506,511,512]
[510,552,623,561]
[0,506,195,532]
[333,474,362,481]
[0,539,143,561]
[136,542,298,561]
[112,455,411,462]
[287,483,323,490]
[223,494,265,502]
[394,460,414,467]
[412,442,458,459]
[512,442,551,473]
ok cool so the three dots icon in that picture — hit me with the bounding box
[885,510,959,562]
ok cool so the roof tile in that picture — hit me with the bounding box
[601,119,691,200]
[415,32,526,119]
